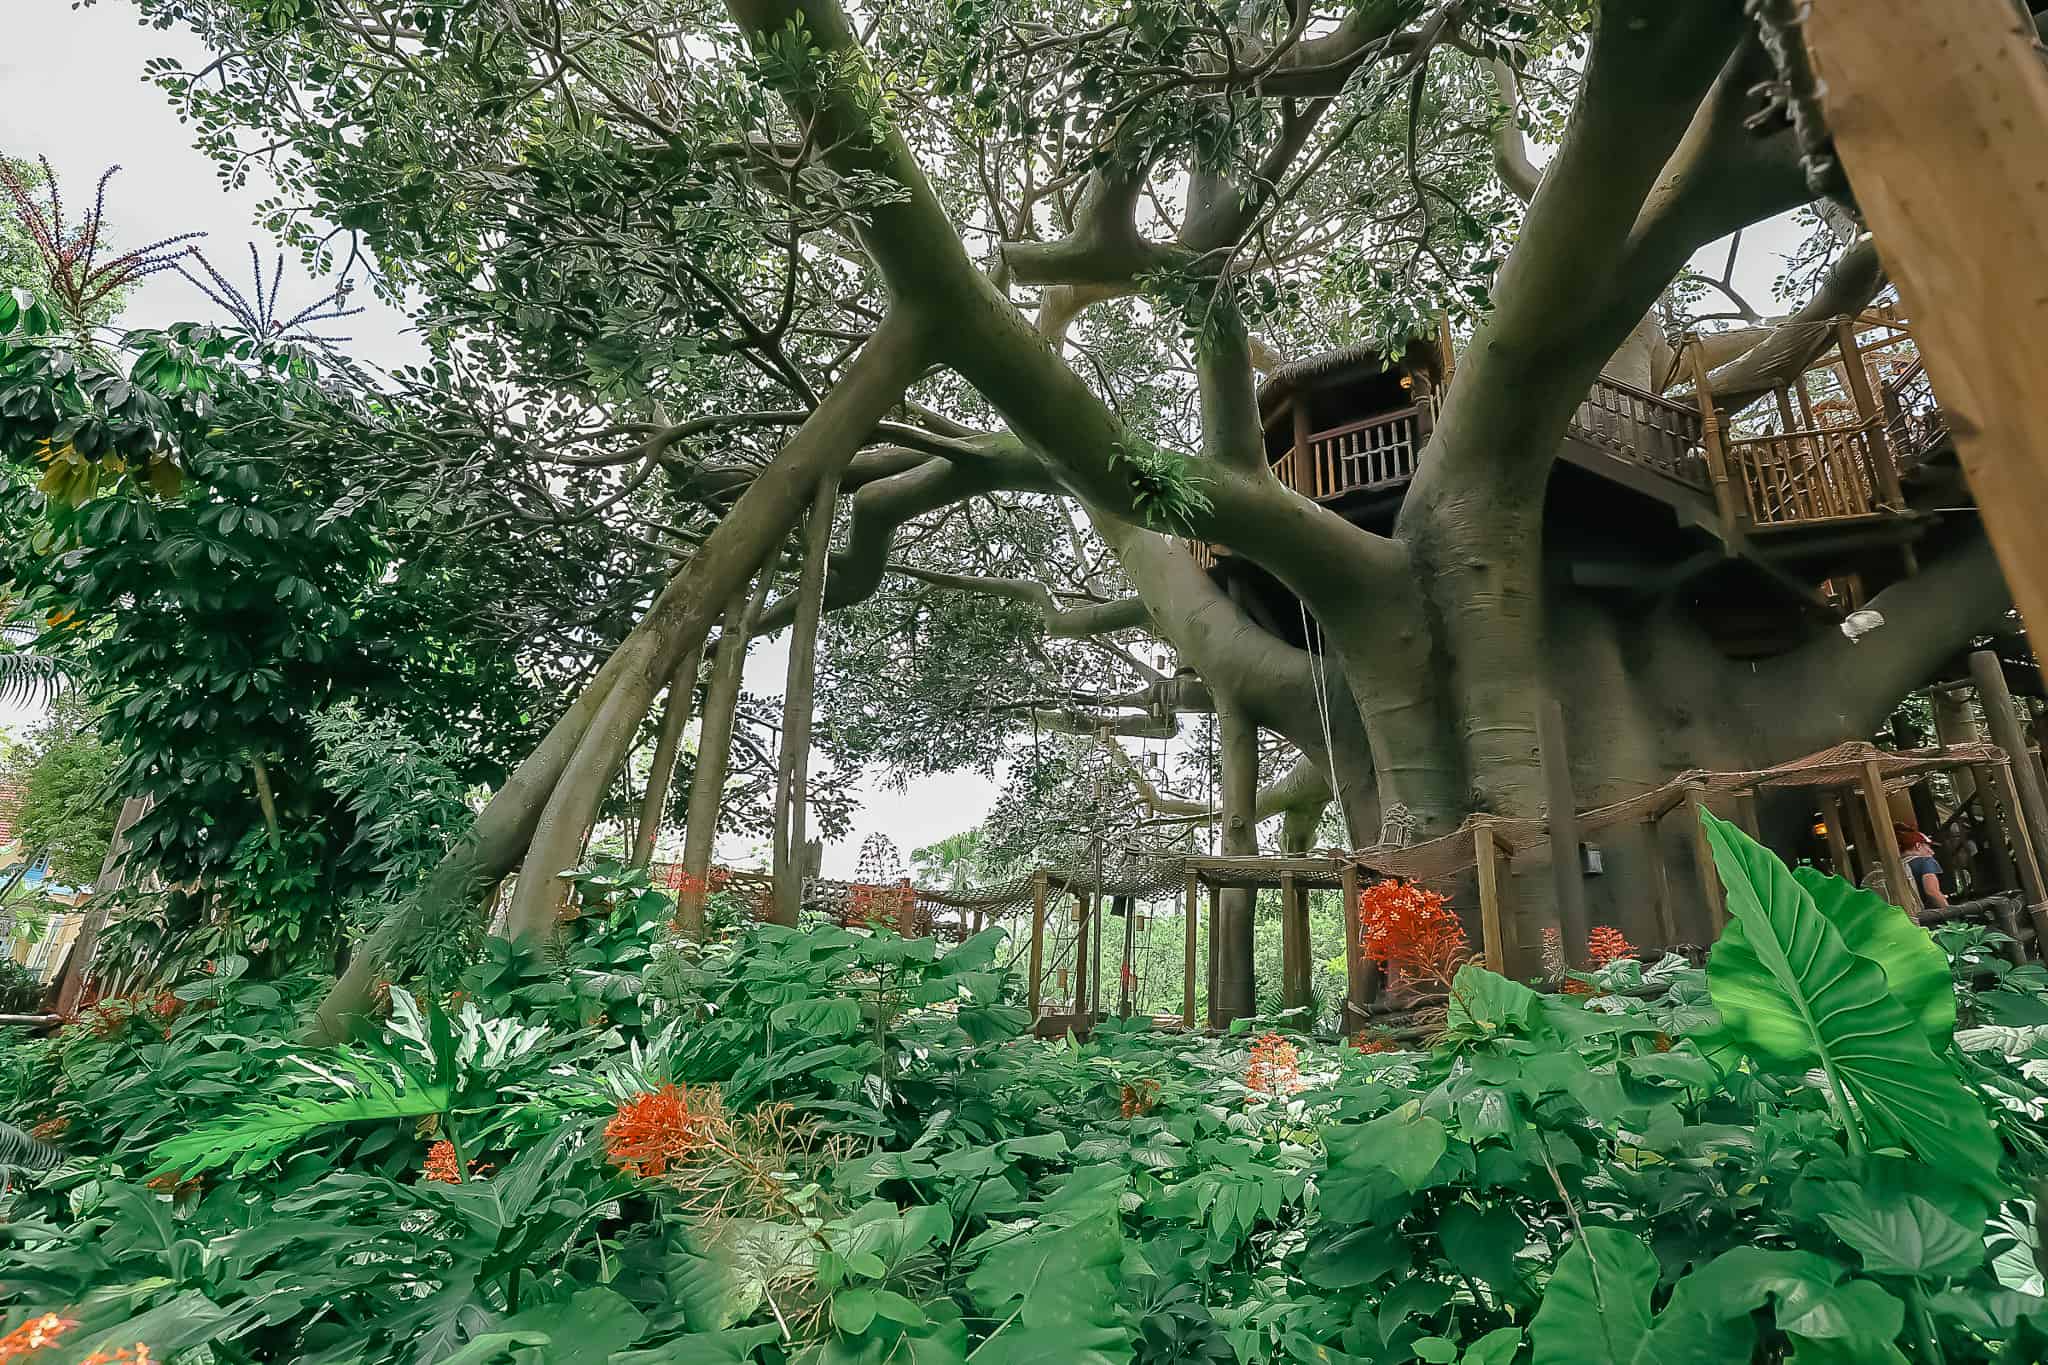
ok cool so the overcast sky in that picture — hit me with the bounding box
[5,0,1812,877]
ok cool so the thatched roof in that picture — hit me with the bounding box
[1256,335,1444,413]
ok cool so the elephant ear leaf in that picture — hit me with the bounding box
[1792,865,1955,1048]
[1700,811,2002,1197]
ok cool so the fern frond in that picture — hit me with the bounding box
[0,651,73,708]
[0,1118,62,1172]
[150,1048,449,1180]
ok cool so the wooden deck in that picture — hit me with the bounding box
[1197,319,1949,566]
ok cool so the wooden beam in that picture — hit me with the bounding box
[1983,762,2048,953]
[1537,699,1592,965]
[1642,815,1678,948]
[1340,858,1366,1030]
[1687,786,1726,938]
[1474,825,1507,973]
[1205,883,1221,1029]
[1861,761,1923,917]
[1819,793,1855,882]
[1972,651,2048,879]
[1279,872,1306,1009]
[1183,869,1199,1030]
[1806,0,2048,639]
[1026,871,1047,1021]
[1689,340,1744,543]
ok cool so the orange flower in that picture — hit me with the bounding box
[1350,1030,1397,1054]
[1559,978,1595,996]
[1587,925,1635,966]
[28,1116,66,1142]
[1358,881,1469,984]
[1120,1080,1160,1118]
[603,1084,728,1178]
[0,1312,79,1363]
[79,1345,153,1365]
[422,1140,464,1184]
[143,1172,201,1197]
[1245,1033,1301,1098]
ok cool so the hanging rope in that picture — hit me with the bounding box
[1299,598,1351,838]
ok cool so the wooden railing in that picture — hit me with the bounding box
[1880,357,1948,468]
[1295,404,1426,499]
[1726,417,1895,527]
[1569,377,1711,492]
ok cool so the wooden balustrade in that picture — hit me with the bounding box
[1297,404,1424,499]
[1726,417,1894,527]
[1570,377,1711,491]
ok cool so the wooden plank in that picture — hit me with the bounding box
[1642,815,1678,948]
[1026,871,1047,1020]
[1340,859,1366,1029]
[1862,761,1923,917]
[1473,825,1507,973]
[1537,699,1592,965]
[1807,0,2048,640]
[1182,869,1199,1030]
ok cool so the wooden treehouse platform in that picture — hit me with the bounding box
[1190,311,1955,607]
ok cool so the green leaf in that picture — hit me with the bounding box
[1443,964,1541,1040]
[1792,866,1954,1047]
[1462,1328,1523,1365]
[1529,1228,1656,1365]
[1818,1191,1984,1279]
[1324,1104,1447,1194]
[1700,811,2003,1195]
[1438,1203,1528,1294]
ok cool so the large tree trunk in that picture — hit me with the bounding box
[676,573,774,935]
[1211,691,1259,1024]
[630,647,702,870]
[769,480,837,925]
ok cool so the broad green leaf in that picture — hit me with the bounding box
[1443,964,1541,1040]
[1324,1104,1447,1194]
[1793,867,1954,1047]
[1462,1327,1523,1365]
[1700,812,2003,1195]
[1438,1203,1528,1295]
[1819,1192,1984,1279]
[1529,1228,1656,1365]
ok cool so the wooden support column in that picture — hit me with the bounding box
[1642,815,1678,948]
[1983,762,2048,953]
[1026,872,1048,1021]
[1835,316,1904,508]
[1805,0,2048,639]
[1819,793,1856,881]
[1689,342,1743,544]
[1340,859,1366,1029]
[1537,699,1592,965]
[1861,761,1923,916]
[1687,786,1726,937]
[1732,789,1761,841]
[1182,869,1200,1030]
[1291,398,1312,497]
[1073,891,1092,1018]
[1280,872,1310,1010]
[1205,883,1220,1029]
[1972,651,2048,875]
[1473,826,1508,973]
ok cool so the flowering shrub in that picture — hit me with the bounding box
[1350,1030,1398,1054]
[0,1313,76,1363]
[1587,924,1635,966]
[603,1084,730,1178]
[1357,880,1469,984]
[421,1139,464,1184]
[1245,1033,1301,1098]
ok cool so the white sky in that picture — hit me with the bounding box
[5,0,1813,876]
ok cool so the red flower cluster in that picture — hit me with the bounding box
[1358,881,1469,984]
[1245,1033,1301,1098]
[0,1312,78,1363]
[1587,925,1635,966]
[28,1116,66,1142]
[602,1084,728,1178]
[144,1171,202,1198]
[1119,1079,1160,1118]
[422,1140,465,1184]
[78,1347,154,1365]
[659,864,731,899]
[1350,1030,1398,1055]
[845,882,916,932]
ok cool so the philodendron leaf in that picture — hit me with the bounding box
[1528,1228,1656,1365]
[1700,811,2003,1196]
[1819,1190,1985,1279]
[1792,866,1955,1047]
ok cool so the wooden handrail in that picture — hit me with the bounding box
[1307,404,1424,444]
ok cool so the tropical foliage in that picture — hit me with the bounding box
[1,824,2045,1363]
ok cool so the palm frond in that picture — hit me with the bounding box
[0,650,73,709]
[0,1118,63,1173]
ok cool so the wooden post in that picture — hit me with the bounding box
[1642,815,1678,948]
[1687,786,1726,938]
[770,480,838,925]
[1861,761,1923,916]
[1805,0,2048,638]
[1819,793,1856,881]
[1291,398,1312,497]
[1972,651,2048,873]
[1278,871,1303,1009]
[1984,763,2048,953]
[1026,871,1048,1021]
[1182,869,1200,1029]
[1340,858,1366,1029]
[1732,788,1761,840]
[1834,316,1903,507]
[1073,890,1092,1018]
[1689,341,1743,543]
[1473,825,1508,972]
[1205,883,1220,1029]
[1536,699,1592,965]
